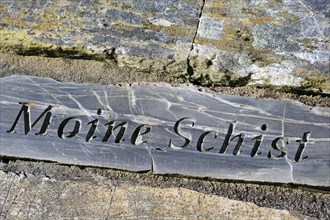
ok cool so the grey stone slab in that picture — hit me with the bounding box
[0,75,329,187]
[151,149,294,183]
[0,134,150,172]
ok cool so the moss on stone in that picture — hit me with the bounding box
[301,77,330,93]
[0,30,105,60]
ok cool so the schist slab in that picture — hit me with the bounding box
[0,75,329,187]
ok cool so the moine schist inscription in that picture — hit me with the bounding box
[0,76,329,187]
[6,102,312,162]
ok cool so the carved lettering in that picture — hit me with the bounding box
[219,121,235,153]
[131,124,151,145]
[197,130,217,152]
[3,101,322,163]
[86,119,99,142]
[268,137,289,159]
[251,135,263,157]
[7,103,53,135]
[58,117,81,138]
[230,134,245,155]
[219,121,245,155]
[168,117,195,149]
[250,124,267,157]
[295,132,312,162]
[102,121,127,143]
[85,109,103,142]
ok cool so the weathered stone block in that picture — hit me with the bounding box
[0,75,329,187]
[0,0,203,74]
[190,0,330,89]
[0,0,329,90]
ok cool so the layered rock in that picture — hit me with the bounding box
[0,0,329,91]
[0,0,203,76]
[0,169,311,219]
[189,0,330,90]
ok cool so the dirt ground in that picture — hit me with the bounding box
[1,159,329,219]
[0,53,329,219]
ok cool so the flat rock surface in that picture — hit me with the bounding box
[1,160,328,219]
[0,75,329,187]
[0,170,306,220]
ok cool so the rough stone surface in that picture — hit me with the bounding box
[0,0,329,91]
[189,0,330,89]
[1,75,329,187]
[1,53,330,107]
[0,0,203,76]
[0,161,324,219]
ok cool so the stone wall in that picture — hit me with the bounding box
[0,0,329,91]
